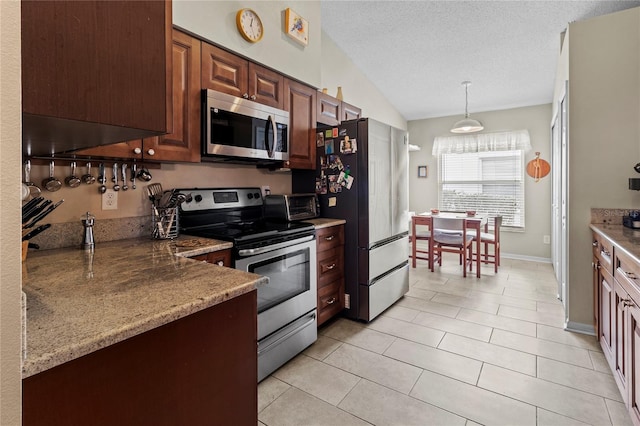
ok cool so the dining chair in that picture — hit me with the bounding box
[410,216,431,268]
[478,215,502,272]
[429,217,475,277]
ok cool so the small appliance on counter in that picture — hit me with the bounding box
[263,193,319,222]
[623,210,640,229]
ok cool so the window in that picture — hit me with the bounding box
[438,150,525,228]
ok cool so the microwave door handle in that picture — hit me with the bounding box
[266,115,276,158]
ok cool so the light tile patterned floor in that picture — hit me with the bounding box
[258,256,632,425]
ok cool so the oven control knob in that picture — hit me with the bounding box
[254,192,261,199]
[194,194,203,203]
[247,193,254,199]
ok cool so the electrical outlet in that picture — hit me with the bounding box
[102,189,118,210]
[261,185,271,197]
[543,235,550,244]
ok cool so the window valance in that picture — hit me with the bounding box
[432,130,531,156]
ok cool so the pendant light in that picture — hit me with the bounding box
[450,81,484,133]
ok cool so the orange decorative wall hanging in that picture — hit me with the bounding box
[526,152,550,182]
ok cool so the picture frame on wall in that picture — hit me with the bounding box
[418,165,428,178]
[284,8,309,46]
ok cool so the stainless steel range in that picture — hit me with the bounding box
[177,187,317,382]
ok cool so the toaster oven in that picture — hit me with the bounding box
[264,194,319,221]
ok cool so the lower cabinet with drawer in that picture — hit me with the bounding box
[592,229,640,424]
[316,224,345,326]
[190,249,232,267]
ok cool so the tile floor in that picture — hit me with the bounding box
[257,255,632,425]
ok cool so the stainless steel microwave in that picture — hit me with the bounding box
[202,89,289,163]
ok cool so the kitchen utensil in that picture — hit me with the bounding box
[22,199,51,224]
[146,183,163,205]
[98,163,107,194]
[130,163,137,190]
[23,199,64,229]
[81,162,96,185]
[22,196,43,218]
[21,183,30,201]
[22,223,51,241]
[121,164,128,191]
[42,161,62,192]
[136,166,152,182]
[28,243,40,250]
[23,160,42,199]
[65,161,81,188]
[158,190,174,208]
[112,163,120,191]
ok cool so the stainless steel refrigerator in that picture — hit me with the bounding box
[293,118,409,321]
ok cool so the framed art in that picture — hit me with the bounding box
[285,8,308,46]
[418,165,428,178]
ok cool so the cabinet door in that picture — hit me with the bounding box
[615,281,630,401]
[201,42,248,98]
[317,92,341,126]
[284,79,316,170]
[593,258,600,340]
[143,30,201,162]
[600,267,615,369]
[73,140,144,160]
[628,301,640,424]
[22,0,171,152]
[341,101,362,122]
[248,63,284,109]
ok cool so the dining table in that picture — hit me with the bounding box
[415,211,488,278]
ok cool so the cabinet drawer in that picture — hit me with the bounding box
[318,279,344,326]
[593,232,614,273]
[615,249,640,298]
[318,247,344,288]
[316,225,344,252]
[190,249,232,267]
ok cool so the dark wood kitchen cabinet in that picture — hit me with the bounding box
[316,225,345,326]
[23,291,257,426]
[191,249,232,267]
[284,79,317,170]
[201,42,284,109]
[21,1,172,156]
[73,29,201,163]
[316,92,362,126]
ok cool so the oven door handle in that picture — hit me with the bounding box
[237,235,315,256]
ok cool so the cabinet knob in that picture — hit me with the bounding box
[147,149,155,156]
[625,271,637,280]
[133,147,142,155]
[601,249,611,257]
[592,241,598,247]
[326,263,336,270]
[325,235,335,241]
[326,297,336,305]
[250,95,257,100]
[216,260,224,266]
[242,93,249,99]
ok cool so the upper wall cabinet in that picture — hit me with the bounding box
[21,1,172,156]
[73,29,202,163]
[317,92,362,126]
[201,43,284,109]
[285,79,317,170]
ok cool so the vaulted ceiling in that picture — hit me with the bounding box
[321,0,640,121]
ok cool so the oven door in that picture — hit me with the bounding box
[235,237,317,340]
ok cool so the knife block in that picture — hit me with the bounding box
[22,240,29,262]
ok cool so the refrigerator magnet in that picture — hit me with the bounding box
[320,155,327,170]
[325,129,333,139]
[328,197,337,207]
[332,128,338,138]
[316,132,324,147]
[345,175,354,190]
[339,128,347,137]
[351,139,357,153]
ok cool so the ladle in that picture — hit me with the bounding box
[97,163,107,194]
[41,160,62,192]
[24,160,42,199]
[112,163,120,191]
[82,162,96,185]
[121,163,128,191]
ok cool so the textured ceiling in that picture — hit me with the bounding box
[321,0,640,121]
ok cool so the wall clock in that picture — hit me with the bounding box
[236,8,264,43]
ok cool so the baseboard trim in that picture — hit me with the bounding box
[501,252,552,264]
[565,321,596,336]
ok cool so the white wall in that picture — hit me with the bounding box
[173,0,322,87]
[408,104,553,260]
[562,8,640,327]
[0,0,23,422]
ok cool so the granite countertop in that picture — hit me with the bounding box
[304,218,346,229]
[590,223,640,264]
[22,235,267,378]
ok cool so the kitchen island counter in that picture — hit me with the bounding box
[22,235,266,378]
[590,223,640,264]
